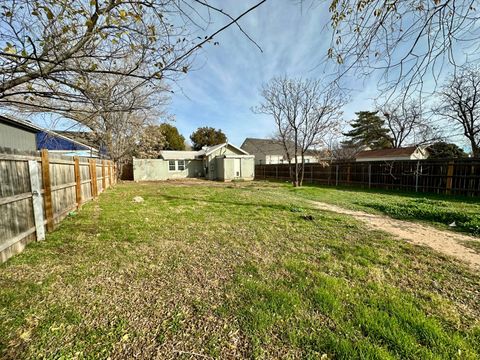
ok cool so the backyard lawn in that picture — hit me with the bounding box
[289,184,480,237]
[1,181,479,359]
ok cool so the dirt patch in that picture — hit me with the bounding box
[310,201,480,270]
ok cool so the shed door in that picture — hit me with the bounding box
[233,158,241,178]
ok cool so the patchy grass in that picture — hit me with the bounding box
[1,181,479,359]
[288,184,480,236]
[462,240,480,254]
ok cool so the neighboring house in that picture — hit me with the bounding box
[355,146,430,162]
[0,115,38,151]
[240,138,318,165]
[133,143,255,181]
[0,115,99,157]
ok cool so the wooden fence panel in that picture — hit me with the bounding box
[0,153,36,262]
[0,148,114,263]
[256,158,480,196]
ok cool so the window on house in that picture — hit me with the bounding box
[305,158,310,163]
[258,159,262,164]
[178,160,185,171]
[168,160,175,171]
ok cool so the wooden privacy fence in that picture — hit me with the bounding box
[0,148,117,263]
[255,159,480,196]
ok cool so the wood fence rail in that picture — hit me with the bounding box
[0,147,117,263]
[255,159,480,196]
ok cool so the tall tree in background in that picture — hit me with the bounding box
[342,111,392,150]
[380,101,439,148]
[435,66,480,158]
[255,77,343,187]
[428,142,468,159]
[160,123,185,150]
[190,127,227,151]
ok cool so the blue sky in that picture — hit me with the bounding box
[169,0,379,147]
[17,0,470,149]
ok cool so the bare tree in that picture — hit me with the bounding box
[435,66,480,157]
[54,71,167,167]
[324,0,480,98]
[379,100,440,148]
[255,77,344,186]
[0,0,266,117]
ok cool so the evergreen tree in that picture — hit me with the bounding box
[342,111,392,149]
[190,127,227,150]
[428,142,468,159]
[160,123,185,150]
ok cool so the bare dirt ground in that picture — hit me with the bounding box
[310,201,480,270]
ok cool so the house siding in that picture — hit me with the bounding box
[0,123,37,151]
[133,159,203,181]
[133,143,255,181]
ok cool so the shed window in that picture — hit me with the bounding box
[178,160,185,171]
[168,160,175,171]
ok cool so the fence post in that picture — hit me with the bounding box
[89,159,98,198]
[28,160,45,241]
[40,149,54,232]
[335,165,339,186]
[347,165,351,183]
[108,161,112,187]
[276,165,278,179]
[446,161,454,194]
[368,164,372,188]
[415,161,420,192]
[94,159,99,195]
[73,157,82,208]
[102,160,106,192]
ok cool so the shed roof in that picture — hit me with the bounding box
[356,146,419,159]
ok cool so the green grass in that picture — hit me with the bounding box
[288,184,480,236]
[1,181,479,359]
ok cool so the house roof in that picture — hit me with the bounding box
[356,146,420,159]
[55,131,100,149]
[159,150,202,160]
[159,143,249,160]
[204,143,249,156]
[241,138,317,156]
[0,114,43,133]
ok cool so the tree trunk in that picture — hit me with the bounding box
[299,153,305,186]
[293,132,300,187]
[471,141,480,158]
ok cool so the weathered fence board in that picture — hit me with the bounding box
[0,148,116,263]
[255,159,480,196]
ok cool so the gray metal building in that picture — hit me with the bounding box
[0,115,38,151]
